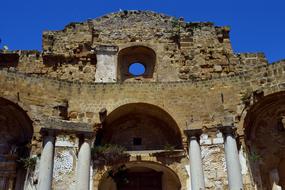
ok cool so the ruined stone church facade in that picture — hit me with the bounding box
[0,11,284,190]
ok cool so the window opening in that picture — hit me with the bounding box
[133,137,142,146]
[128,62,145,76]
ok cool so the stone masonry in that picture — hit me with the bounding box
[0,10,284,190]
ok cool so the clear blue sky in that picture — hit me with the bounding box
[0,0,284,63]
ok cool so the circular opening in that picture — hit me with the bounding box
[128,62,145,76]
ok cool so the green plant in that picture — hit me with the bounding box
[241,90,252,103]
[249,151,261,162]
[108,165,129,185]
[19,156,37,170]
[170,18,181,48]
[171,18,181,33]
[92,144,129,166]
[164,143,175,152]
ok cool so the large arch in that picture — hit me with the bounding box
[98,161,181,190]
[244,91,285,189]
[96,103,183,151]
[117,46,156,81]
[0,97,33,190]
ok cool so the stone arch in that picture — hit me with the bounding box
[263,86,285,98]
[0,97,33,150]
[0,97,33,190]
[244,91,285,189]
[98,161,182,190]
[96,103,183,151]
[117,46,156,81]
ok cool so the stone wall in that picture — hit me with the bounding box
[0,10,284,190]
[0,60,284,135]
[0,11,276,83]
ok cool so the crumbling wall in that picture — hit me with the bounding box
[0,10,274,83]
[0,10,284,190]
[0,50,97,82]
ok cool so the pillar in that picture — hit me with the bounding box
[95,45,118,82]
[37,134,55,190]
[76,136,92,190]
[222,126,243,190]
[184,129,205,190]
[269,169,282,190]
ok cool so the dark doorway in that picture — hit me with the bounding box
[117,171,162,190]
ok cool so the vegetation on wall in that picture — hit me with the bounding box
[163,143,175,152]
[18,156,37,171]
[92,144,130,166]
[170,18,181,48]
[107,165,129,185]
[248,151,261,162]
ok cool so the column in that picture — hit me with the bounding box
[184,129,205,190]
[269,169,282,190]
[76,136,92,190]
[37,134,55,190]
[222,126,243,190]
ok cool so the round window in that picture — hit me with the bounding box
[128,62,146,76]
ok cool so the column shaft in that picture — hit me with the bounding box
[37,135,55,190]
[76,141,91,190]
[224,133,243,189]
[189,136,205,190]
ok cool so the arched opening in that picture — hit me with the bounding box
[96,103,183,151]
[98,161,181,190]
[244,91,285,189]
[117,46,156,81]
[0,97,33,190]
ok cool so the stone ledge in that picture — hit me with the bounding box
[41,117,96,136]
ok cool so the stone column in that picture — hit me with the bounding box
[76,135,92,190]
[37,133,56,190]
[269,169,282,190]
[221,126,243,190]
[184,129,205,190]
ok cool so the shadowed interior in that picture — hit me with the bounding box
[97,103,183,151]
[244,92,285,189]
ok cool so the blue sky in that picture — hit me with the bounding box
[0,0,284,63]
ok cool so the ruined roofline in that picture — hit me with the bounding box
[271,59,285,65]
[43,10,229,34]
[0,10,283,83]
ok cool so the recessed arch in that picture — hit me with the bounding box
[0,97,33,190]
[117,46,156,81]
[0,97,33,147]
[244,91,285,140]
[244,91,285,189]
[98,161,182,190]
[96,103,183,151]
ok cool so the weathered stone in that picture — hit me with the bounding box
[0,10,284,190]
[214,65,223,72]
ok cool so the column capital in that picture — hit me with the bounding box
[40,128,57,137]
[218,125,237,136]
[40,127,97,138]
[77,132,96,143]
[95,45,119,53]
[184,129,203,139]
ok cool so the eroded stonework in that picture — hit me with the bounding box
[0,10,285,190]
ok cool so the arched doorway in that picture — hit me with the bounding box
[244,91,285,189]
[98,161,181,190]
[0,98,33,190]
[96,103,183,151]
